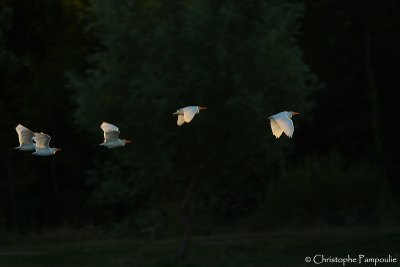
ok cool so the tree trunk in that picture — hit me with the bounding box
[176,174,198,259]
[364,29,383,159]
[6,158,18,231]
[51,157,61,224]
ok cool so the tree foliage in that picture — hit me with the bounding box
[70,0,317,234]
[0,0,92,232]
[2,0,397,237]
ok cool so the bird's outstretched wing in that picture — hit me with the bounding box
[34,132,51,149]
[269,119,284,138]
[15,124,34,145]
[101,122,120,140]
[274,116,294,138]
[104,131,120,143]
[177,115,185,126]
[183,107,197,123]
[101,122,119,132]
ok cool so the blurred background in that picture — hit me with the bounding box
[1,0,400,266]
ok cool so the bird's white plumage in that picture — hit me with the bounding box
[269,111,298,138]
[16,124,32,136]
[173,106,205,126]
[32,132,60,156]
[183,107,197,123]
[34,132,51,149]
[15,124,35,151]
[101,122,119,133]
[269,119,284,138]
[101,122,120,142]
[100,122,131,148]
[177,115,185,126]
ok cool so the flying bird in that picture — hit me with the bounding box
[32,132,61,156]
[100,122,131,148]
[15,124,36,151]
[173,106,207,126]
[269,111,300,138]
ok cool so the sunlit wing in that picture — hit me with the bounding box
[269,119,283,138]
[20,132,35,145]
[16,124,35,145]
[177,115,185,126]
[16,124,31,135]
[101,122,119,133]
[104,131,120,142]
[275,116,294,138]
[34,132,51,149]
[183,107,197,123]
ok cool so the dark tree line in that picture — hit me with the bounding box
[1,0,399,240]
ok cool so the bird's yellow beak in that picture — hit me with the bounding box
[199,106,207,110]
[293,112,300,115]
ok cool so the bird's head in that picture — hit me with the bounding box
[123,140,132,145]
[288,111,300,118]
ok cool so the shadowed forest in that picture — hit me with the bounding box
[1,0,400,266]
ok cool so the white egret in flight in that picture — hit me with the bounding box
[32,132,61,156]
[173,106,207,126]
[15,124,36,151]
[100,122,131,148]
[269,111,300,138]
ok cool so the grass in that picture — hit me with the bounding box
[1,227,400,267]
